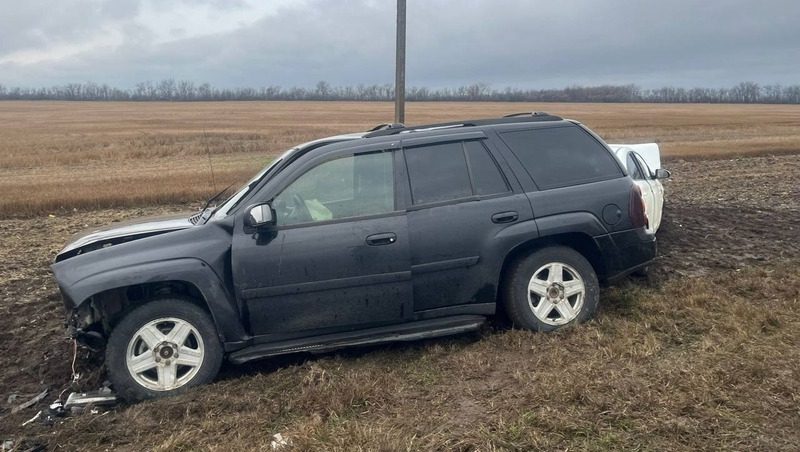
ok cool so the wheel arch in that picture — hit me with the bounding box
[77,280,209,333]
[65,258,247,347]
[497,232,607,306]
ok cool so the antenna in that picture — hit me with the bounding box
[203,130,218,194]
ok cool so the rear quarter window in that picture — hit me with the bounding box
[500,126,622,189]
[464,140,509,196]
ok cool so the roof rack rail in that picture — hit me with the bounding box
[367,123,405,132]
[363,113,563,139]
[503,111,552,118]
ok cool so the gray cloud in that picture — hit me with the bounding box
[0,0,129,54]
[1,0,798,89]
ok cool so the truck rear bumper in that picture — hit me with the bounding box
[596,228,657,283]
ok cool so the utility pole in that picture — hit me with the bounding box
[395,0,406,124]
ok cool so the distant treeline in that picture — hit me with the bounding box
[1,80,799,104]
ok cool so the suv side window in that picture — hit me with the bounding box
[405,141,473,204]
[464,140,510,196]
[500,126,623,189]
[273,151,394,226]
[404,140,510,205]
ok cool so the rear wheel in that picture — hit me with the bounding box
[503,246,599,332]
[105,298,223,401]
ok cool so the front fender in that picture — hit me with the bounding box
[53,257,248,346]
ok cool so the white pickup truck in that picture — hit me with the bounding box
[609,143,670,234]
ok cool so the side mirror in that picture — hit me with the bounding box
[245,203,276,228]
[654,168,671,180]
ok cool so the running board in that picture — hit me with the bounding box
[228,315,486,364]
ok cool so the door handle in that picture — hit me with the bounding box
[491,211,519,224]
[366,232,397,246]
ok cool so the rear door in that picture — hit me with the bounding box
[401,133,533,312]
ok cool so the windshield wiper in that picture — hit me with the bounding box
[199,183,234,221]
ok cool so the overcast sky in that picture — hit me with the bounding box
[1,0,798,89]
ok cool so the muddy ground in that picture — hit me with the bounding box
[0,154,798,450]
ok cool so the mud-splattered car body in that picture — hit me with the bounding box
[52,113,662,400]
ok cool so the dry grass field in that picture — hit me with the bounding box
[1,101,799,217]
[0,102,799,451]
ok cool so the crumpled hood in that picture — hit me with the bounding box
[57,213,194,259]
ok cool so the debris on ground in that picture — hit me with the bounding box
[36,399,68,426]
[21,410,42,427]
[270,433,290,450]
[11,389,48,414]
[49,400,65,417]
[63,387,117,414]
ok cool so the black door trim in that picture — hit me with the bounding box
[411,256,480,274]
[241,270,411,299]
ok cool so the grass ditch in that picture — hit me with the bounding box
[8,262,793,451]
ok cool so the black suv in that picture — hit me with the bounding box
[52,112,656,400]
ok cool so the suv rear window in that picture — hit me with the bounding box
[500,126,622,189]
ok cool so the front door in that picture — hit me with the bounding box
[232,149,412,337]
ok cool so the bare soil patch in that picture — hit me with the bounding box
[657,155,800,277]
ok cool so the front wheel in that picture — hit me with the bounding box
[105,299,224,401]
[503,246,599,332]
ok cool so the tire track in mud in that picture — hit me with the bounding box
[653,154,799,278]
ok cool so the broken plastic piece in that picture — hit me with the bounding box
[49,400,66,417]
[21,410,42,427]
[64,390,117,410]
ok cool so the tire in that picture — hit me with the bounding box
[503,246,599,332]
[105,298,224,402]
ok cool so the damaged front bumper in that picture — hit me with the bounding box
[66,323,106,351]
[64,298,107,351]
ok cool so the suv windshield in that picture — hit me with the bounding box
[209,135,362,221]
[210,148,293,220]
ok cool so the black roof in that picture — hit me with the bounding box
[363,112,564,138]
